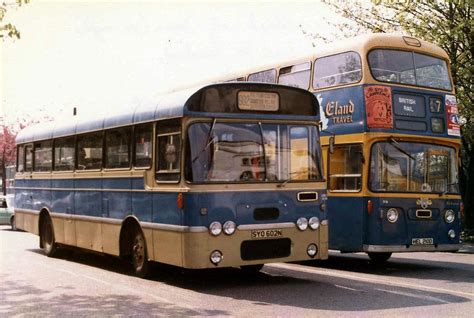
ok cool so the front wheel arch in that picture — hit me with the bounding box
[119,216,150,278]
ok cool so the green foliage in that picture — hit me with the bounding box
[1,0,29,39]
[306,0,473,228]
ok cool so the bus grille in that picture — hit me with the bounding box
[240,238,291,260]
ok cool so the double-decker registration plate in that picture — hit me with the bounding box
[251,229,283,239]
[412,238,434,245]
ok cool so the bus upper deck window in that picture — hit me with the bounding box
[134,124,153,168]
[313,52,362,89]
[248,69,277,83]
[278,62,311,89]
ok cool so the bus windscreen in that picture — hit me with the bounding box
[368,49,452,91]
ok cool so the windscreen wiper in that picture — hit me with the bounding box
[389,137,416,161]
[192,118,217,163]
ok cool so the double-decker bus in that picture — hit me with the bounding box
[224,34,462,262]
[13,82,328,276]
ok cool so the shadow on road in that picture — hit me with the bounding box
[304,252,474,283]
[20,247,472,313]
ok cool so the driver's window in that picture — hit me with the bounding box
[156,119,181,182]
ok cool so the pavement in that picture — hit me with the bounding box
[458,243,474,254]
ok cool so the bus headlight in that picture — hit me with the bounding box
[386,208,399,223]
[308,217,320,230]
[210,250,223,265]
[444,209,455,224]
[307,244,318,257]
[448,229,456,239]
[209,221,222,236]
[296,217,308,231]
[223,221,236,235]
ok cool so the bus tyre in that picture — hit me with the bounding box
[41,217,57,257]
[240,264,264,274]
[131,230,149,278]
[367,252,392,264]
[10,215,16,231]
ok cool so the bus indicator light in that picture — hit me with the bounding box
[367,200,373,215]
[177,193,184,209]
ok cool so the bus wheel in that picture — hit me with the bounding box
[367,252,392,264]
[41,217,57,257]
[240,264,264,274]
[10,215,16,231]
[131,230,149,278]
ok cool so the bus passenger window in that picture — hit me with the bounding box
[105,127,131,169]
[248,69,277,83]
[134,124,153,168]
[77,132,103,170]
[54,137,75,171]
[313,52,362,89]
[329,144,362,191]
[25,145,33,172]
[278,62,311,89]
[34,140,53,172]
[17,145,25,172]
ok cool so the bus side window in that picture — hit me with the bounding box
[329,144,362,192]
[24,144,33,172]
[278,62,311,89]
[248,69,277,83]
[156,119,181,182]
[54,136,75,171]
[77,132,103,170]
[134,124,153,168]
[17,145,25,172]
[34,140,53,172]
[313,52,362,89]
[105,127,132,169]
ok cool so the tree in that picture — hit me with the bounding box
[1,0,29,39]
[302,0,473,229]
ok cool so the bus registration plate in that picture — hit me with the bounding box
[412,238,433,245]
[251,229,283,239]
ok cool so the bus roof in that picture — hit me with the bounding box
[16,82,318,144]
[16,85,198,144]
[217,33,450,81]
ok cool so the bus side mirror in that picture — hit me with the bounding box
[329,136,335,154]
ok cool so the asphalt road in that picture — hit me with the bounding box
[1,225,473,317]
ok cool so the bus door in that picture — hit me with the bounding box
[327,143,364,251]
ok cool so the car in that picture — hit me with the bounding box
[0,195,16,230]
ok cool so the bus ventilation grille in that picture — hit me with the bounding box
[240,238,291,260]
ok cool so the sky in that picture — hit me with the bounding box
[1,0,344,125]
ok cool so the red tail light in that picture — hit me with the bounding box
[460,202,464,218]
[367,200,373,215]
[177,193,184,209]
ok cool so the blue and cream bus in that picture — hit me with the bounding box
[222,34,463,262]
[14,82,328,276]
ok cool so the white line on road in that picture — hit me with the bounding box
[268,263,474,298]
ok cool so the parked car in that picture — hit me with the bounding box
[0,195,16,230]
